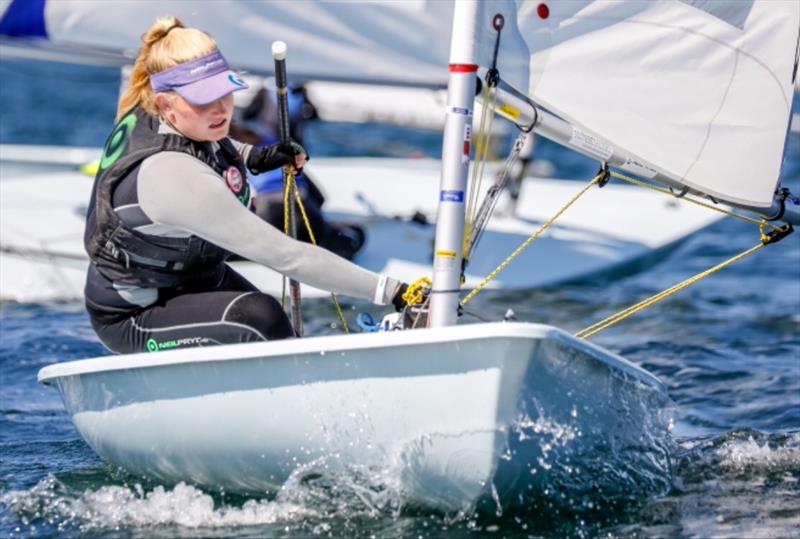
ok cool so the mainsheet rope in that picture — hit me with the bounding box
[283,171,350,334]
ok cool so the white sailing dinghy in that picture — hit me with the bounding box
[33,0,800,512]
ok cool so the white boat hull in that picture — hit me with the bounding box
[38,322,671,512]
[1,148,724,303]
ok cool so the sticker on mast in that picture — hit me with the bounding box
[462,124,472,163]
[440,190,464,202]
[447,106,472,117]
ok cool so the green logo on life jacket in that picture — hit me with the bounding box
[100,113,137,171]
[238,183,250,206]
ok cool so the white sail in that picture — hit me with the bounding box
[1,0,531,90]
[1,0,452,87]
[517,0,800,209]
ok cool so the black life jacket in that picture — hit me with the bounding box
[84,107,251,288]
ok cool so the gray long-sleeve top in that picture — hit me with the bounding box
[137,150,395,303]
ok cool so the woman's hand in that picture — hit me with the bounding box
[247,140,309,175]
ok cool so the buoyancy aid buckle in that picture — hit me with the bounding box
[105,239,190,272]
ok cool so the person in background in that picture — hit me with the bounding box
[83,16,409,354]
[229,77,365,260]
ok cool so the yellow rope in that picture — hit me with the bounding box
[609,171,770,228]
[280,172,295,309]
[555,172,782,337]
[575,220,792,339]
[454,159,788,335]
[292,180,317,244]
[465,85,491,225]
[463,85,497,256]
[401,277,432,329]
[288,172,350,334]
[460,172,604,306]
[402,277,432,306]
[575,240,766,339]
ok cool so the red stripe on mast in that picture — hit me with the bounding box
[449,64,478,73]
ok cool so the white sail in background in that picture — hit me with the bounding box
[5,0,529,91]
[517,0,799,208]
[3,0,452,87]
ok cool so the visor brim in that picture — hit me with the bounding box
[174,70,250,105]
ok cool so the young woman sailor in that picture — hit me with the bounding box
[84,17,408,354]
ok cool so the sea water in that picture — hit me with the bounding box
[1,60,798,538]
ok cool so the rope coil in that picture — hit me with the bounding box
[402,277,432,306]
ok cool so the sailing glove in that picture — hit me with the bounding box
[392,283,410,312]
[247,140,308,175]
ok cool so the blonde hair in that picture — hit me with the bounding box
[116,16,218,121]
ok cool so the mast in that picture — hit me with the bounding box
[429,1,481,328]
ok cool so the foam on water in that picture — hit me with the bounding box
[2,477,316,536]
[715,433,800,473]
[611,431,800,538]
[276,457,407,519]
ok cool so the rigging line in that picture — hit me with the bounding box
[576,221,793,339]
[0,244,84,295]
[465,11,503,244]
[467,131,527,262]
[609,171,773,228]
[464,85,498,253]
[576,244,763,340]
[0,244,86,261]
[460,171,605,307]
[289,175,350,335]
[408,296,430,329]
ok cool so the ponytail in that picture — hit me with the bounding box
[116,16,218,121]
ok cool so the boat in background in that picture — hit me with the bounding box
[1,146,723,303]
[5,0,797,514]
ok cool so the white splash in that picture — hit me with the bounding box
[2,477,316,531]
[716,435,800,472]
[515,416,578,443]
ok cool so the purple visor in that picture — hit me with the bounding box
[150,51,249,105]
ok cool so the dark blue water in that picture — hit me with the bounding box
[1,60,799,538]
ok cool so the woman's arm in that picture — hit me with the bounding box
[137,151,398,303]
